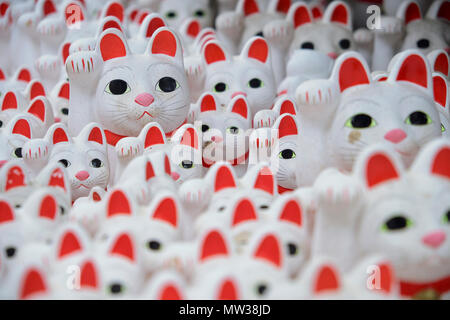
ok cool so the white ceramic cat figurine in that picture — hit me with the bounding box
[157,0,213,30]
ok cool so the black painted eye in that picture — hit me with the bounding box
[417,38,430,49]
[255,31,263,37]
[0,120,3,128]
[256,283,268,296]
[218,206,226,212]
[443,210,450,224]
[14,148,23,158]
[259,205,269,210]
[58,159,70,168]
[90,158,103,168]
[194,9,205,17]
[59,206,66,216]
[287,243,298,256]
[248,78,263,88]
[345,114,376,129]
[301,42,314,50]
[382,216,413,231]
[278,149,296,159]
[61,108,69,115]
[106,79,130,95]
[15,204,21,209]
[180,160,194,169]
[201,124,210,132]
[214,82,227,93]
[406,111,432,125]
[156,77,179,93]
[5,246,16,258]
[109,283,124,294]
[147,240,161,251]
[166,11,177,18]
[227,126,239,134]
[339,38,351,49]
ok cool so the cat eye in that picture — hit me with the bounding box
[345,113,376,129]
[442,124,446,133]
[300,42,314,50]
[58,159,70,168]
[278,149,296,159]
[194,9,205,17]
[248,78,264,89]
[61,108,69,115]
[416,38,430,49]
[255,31,263,37]
[13,148,23,158]
[156,77,179,93]
[59,206,66,216]
[287,243,298,256]
[5,246,16,258]
[381,215,413,231]
[339,38,351,49]
[218,206,226,212]
[442,210,450,224]
[226,126,239,134]
[165,11,177,18]
[255,283,268,296]
[105,79,130,95]
[147,240,162,251]
[0,120,3,128]
[109,283,125,295]
[259,205,269,210]
[405,111,432,125]
[90,158,103,168]
[180,160,194,169]
[201,124,210,132]
[213,82,228,93]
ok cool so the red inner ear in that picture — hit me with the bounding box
[180,127,198,149]
[433,76,447,107]
[159,284,183,300]
[92,192,102,202]
[253,234,282,268]
[278,115,298,139]
[187,20,200,38]
[30,82,45,99]
[231,97,248,119]
[248,38,269,64]
[276,0,290,14]
[144,126,165,148]
[17,69,31,82]
[214,166,236,192]
[52,127,69,144]
[431,147,450,179]
[339,57,370,92]
[12,119,31,139]
[200,94,217,112]
[146,161,155,181]
[100,33,127,62]
[107,190,131,217]
[434,53,449,77]
[204,42,226,65]
[39,195,57,220]
[164,155,171,175]
[243,0,259,16]
[103,20,122,32]
[138,11,149,24]
[0,68,5,80]
[396,54,428,88]
[366,153,399,188]
[153,198,178,227]
[378,263,393,294]
[88,127,103,145]
[129,9,138,21]
[43,0,56,16]
[0,3,9,17]
[58,231,82,258]
[293,5,312,28]
[58,82,70,99]
[62,43,71,64]
[232,199,257,226]
[105,2,124,22]
[145,17,165,38]
[5,166,26,191]
[80,261,98,289]
[218,279,239,300]
[200,230,228,261]
[254,167,274,194]
[280,200,302,226]
[27,99,46,122]
[2,92,18,110]
[49,168,66,191]
[151,29,177,57]
[405,2,421,24]
[0,201,14,223]
[437,1,450,21]
[314,265,340,294]
[280,100,296,115]
[311,6,323,19]
[109,233,135,262]
[20,269,47,299]
[330,3,348,25]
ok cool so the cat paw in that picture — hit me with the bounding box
[37,17,65,37]
[353,28,374,44]
[22,139,50,162]
[115,137,143,159]
[216,11,243,36]
[17,12,40,30]
[179,178,212,209]
[295,79,339,106]
[249,127,274,164]
[253,110,277,128]
[70,37,96,52]
[35,55,60,76]
[375,16,403,36]
[263,20,293,48]
[185,56,205,81]
[66,51,102,84]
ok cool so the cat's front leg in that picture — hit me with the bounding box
[178,178,212,215]
[253,109,277,129]
[114,137,144,182]
[215,11,243,54]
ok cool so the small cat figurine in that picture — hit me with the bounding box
[0,115,33,166]
[158,0,213,30]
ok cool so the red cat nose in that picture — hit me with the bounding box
[231,92,247,99]
[328,52,338,59]
[422,230,446,248]
[75,171,90,181]
[384,129,407,143]
[135,93,154,107]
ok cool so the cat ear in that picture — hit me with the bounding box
[150,194,179,228]
[311,3,324,19]
[273,97,297,116]
[323,1,352,30]
[202,40,228,65]
[3,164,27,191]
[148,273,185,300]
[212,163,237,192]
[80,123,105,146]
[427,50,449,77]
[38,194,58,221]
[15,67,31,83]
[20,268,48,299]
[253,165,275,195]
[313,264,340,294]
[237,0,260,16]
[158,283,184,300]
[26,80,46,100]
[139,123,166,149]
[199,92,218,112]
[278,198,303,227]
[331,52,371,92]
[0,67,5,80]
[216,278,240,300]
[10,117,32,139]
[397,0,422,24]
[61,42,71,65]
[0,200,15,224]
[57,82,70,100]
[433,73,448,109]
[252,233,282,268]
[228,96,249,120]
[48,167,68,191]
[231,198,258,227]
[241,37,270,65]
[1,91,18,111]
[46,124,70,145]
[98,16,123,34]
[108,232,135,262]
[267,0,291,14]
[64,1,85,26]
[164,154,171,176]
[411,138,450,180]
[199,229,230,262]
[431,0,450,22]
[180,18,201,40]
[146,160,155,181]
[287,2,313,28]
[97,29,129,62]
[0,3,9,18]
[56,226,85,259]
[139,13,165,39]
[148,27,183,64]
[106,189,133,218]
[40,0,57,17]
[274,114,298,139]
[177,125,199,150]
[79,260,99,290]
[102,1,124,22]
[26,98,48,122]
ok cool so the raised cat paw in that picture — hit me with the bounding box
[249,127,274,164]
[185,56,205,81]
[37,17,65,37]
[295,79,339,106]
[263,20,293,48]
[375,16,403,35]
[71,37,96,53]
[353,28,374,44]
[35,55,60,75]
[115,137,143,159]
[179,178,212,210]
[22,139,50,161]
[66,51,102,85]
[253,109,277,128]
[216,11,243,36]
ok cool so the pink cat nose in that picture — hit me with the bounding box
[422,231,446,248]
[211,135,223,143]
[0,160,7,168]
[231,92,247,99]
[54,117,61,123]
[75,171,90,181]
[384,129,407,144]
[328,52,338,59]
[135,93,154,107]
[171,172,180,181]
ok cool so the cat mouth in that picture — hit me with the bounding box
[137,111,153,120]
[74,184,89,189]
[395,149,412,157]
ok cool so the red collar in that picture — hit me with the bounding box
[104,120,187,147]
[278,185,294,194]
[400,276,450,298]
[202,150,250,168]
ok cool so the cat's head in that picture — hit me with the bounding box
[0,116,32,166]
[329,50,441,171]
[398,0,450,55]
[287,1,354,60]
[158,0,212,29]
[45,122,109,200]
[201,37,276,115]
[92,27,189,137]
